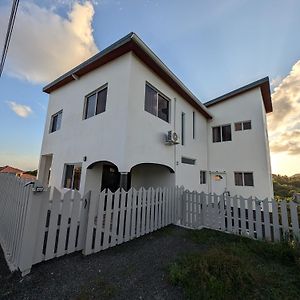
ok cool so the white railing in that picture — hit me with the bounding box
[1,174,300,276]
[0,174,32,271]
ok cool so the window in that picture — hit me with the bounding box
[144,84,169,122]
[243,121,252,130]
[200,171,206,184]
[244,172,254,186]
[84,86,107,119]
[212,124,232,143]
[192,111,195,139]
[181,157,196,165]
[181,112,185,145]
[234,172,243,186]
[212,126,221,143]
[234,172,254,187]
[235,120,252,131]
[63,164,82,190]
[235,122,242,131]
[50,110,62,133]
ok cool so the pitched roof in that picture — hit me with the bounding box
[19,173,36,180]
[0,166,24,174]
[204,77,273,113]
[43,33,212,119]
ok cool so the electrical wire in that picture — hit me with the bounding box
[0,0,20,77]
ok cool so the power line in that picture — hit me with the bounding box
[0,0,20,78]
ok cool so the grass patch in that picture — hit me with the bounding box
[169,229,300,300]
[77,276,118,300]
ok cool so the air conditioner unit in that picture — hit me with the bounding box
[166,130,180,145]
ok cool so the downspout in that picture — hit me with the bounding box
[174,97,177,185]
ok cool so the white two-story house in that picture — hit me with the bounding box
[38,32,274,199]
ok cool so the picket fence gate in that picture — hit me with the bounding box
[1,173,300,276]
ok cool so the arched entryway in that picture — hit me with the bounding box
[84,161,175,193]
[130,163,175,189]
[85,161,129,193]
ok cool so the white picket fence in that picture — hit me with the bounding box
[1,172,300,276]
[182,191,300,241]
[0,174,32,271]
[84,187,182,255]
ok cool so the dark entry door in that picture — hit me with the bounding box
[101,164,120,192]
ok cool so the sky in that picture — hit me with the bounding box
[0,0,299,175]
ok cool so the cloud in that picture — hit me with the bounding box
[0,1,98,84]
[270,76,282,89]
[268,60,300,155]
[7,101,33,118]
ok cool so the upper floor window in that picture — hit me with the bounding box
[235,120,252,131]
[234,172,254,186]
[144,83,169,122]
[63,164,82,190]
[84,85,108,119]
[50,110,62,133]
[212,124,232,143]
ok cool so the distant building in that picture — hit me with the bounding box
[0,166,24,175]
[0,165,36,181]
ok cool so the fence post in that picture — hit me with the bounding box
[175,186,183,225]
[18,189,46,276]
[83,190,98,256]
[198,192,205,227]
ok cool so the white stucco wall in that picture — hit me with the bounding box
[126,54,209,192]
[39,52,210,194]
[207,88,274,199]
[39,53,133,194]
[38,50,273,199]
[131,164,175,189]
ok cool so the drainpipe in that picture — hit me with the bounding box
[174,97,177,184]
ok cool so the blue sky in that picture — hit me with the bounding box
[0,0,300,174]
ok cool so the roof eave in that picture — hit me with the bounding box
[43,33,212,119]
[204,77,273,114]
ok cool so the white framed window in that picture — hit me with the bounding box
[234,172,254,186]
[235,120,252,131]
[200,171,206,184]
[144,83,170,123]
[49,110,62,133]
[63,164,82,190]
[212,124,232,143]
[84,85,108,119]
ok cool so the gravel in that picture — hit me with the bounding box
[0,225,204,300]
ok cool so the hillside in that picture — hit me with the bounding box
[273,174,300,200]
